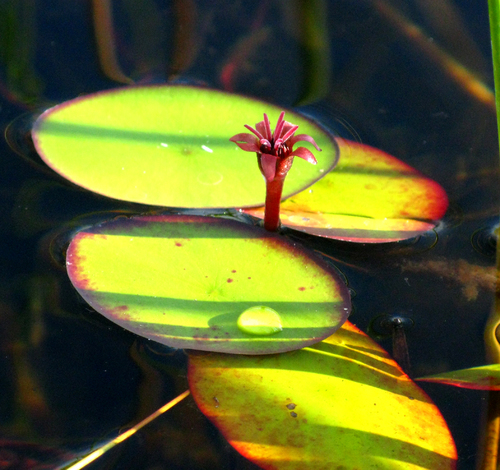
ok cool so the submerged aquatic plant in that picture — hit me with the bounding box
[230,111,321,231]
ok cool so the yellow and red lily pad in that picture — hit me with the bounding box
[244,139,448,242]
[416,364,500,390]
[32,85,447,243]
[66,215,351,355]
[188,321,457,469]
[31,85,338,208]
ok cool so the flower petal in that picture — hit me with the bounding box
[262,114,273,140]
[288,134,322,151]
[281,124,299,143]
[255,121,269,140]
[243,124,264,140]
[229,133,260,152]
[290,147,318,165]
[260,153,278,181]
[273,111,286,139]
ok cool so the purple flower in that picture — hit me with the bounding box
[229,111,321,182]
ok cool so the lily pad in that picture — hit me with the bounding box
[416,364,500,390]
[66,215,351,354]
[31,85,338,208]
[244,139,448,242]
[188,320,457,469]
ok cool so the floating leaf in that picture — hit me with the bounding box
[66,215,351,354]
[188,321,457,469]
[32,85,338,208]
[244,139,448,242]
[416,364,500,390]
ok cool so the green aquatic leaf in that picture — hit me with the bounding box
[244,139,448,242]
[188,321,457,470]
[66,215,351,354]
[31,85,338,208]
[416,364,500,390]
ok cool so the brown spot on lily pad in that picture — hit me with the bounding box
[75,276,95,290]
[106,304,132,321]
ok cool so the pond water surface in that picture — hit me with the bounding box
[0,1,498,469]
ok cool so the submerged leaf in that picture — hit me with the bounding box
[188,321,457,469]
[244,139,448,242]
[32,85,338,208]
[66,215,351,354]
[416,364,500,390]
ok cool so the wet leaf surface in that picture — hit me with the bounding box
[244,139,448,242]
[188,321,457,470]
[416,364,500,390]
[32,85,338,208]
[66,215,351,355]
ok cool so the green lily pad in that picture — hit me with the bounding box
[66,215,351,354]
[188,320,457,469]
[416,364,500,390]
[244,139,448,242]
[32,85,338,208]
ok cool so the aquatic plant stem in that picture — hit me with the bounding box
[63,390,191,470]
[489,0,500,138]
[478,391,500,470]
[264,176,285,231]
[480,3,500,468]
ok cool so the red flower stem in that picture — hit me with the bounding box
[263,177,285,231]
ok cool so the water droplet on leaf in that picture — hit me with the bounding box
[237,306,283,336]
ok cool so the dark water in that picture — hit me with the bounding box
[0,1,498,469]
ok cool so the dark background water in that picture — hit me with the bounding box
[0,1,498,469]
